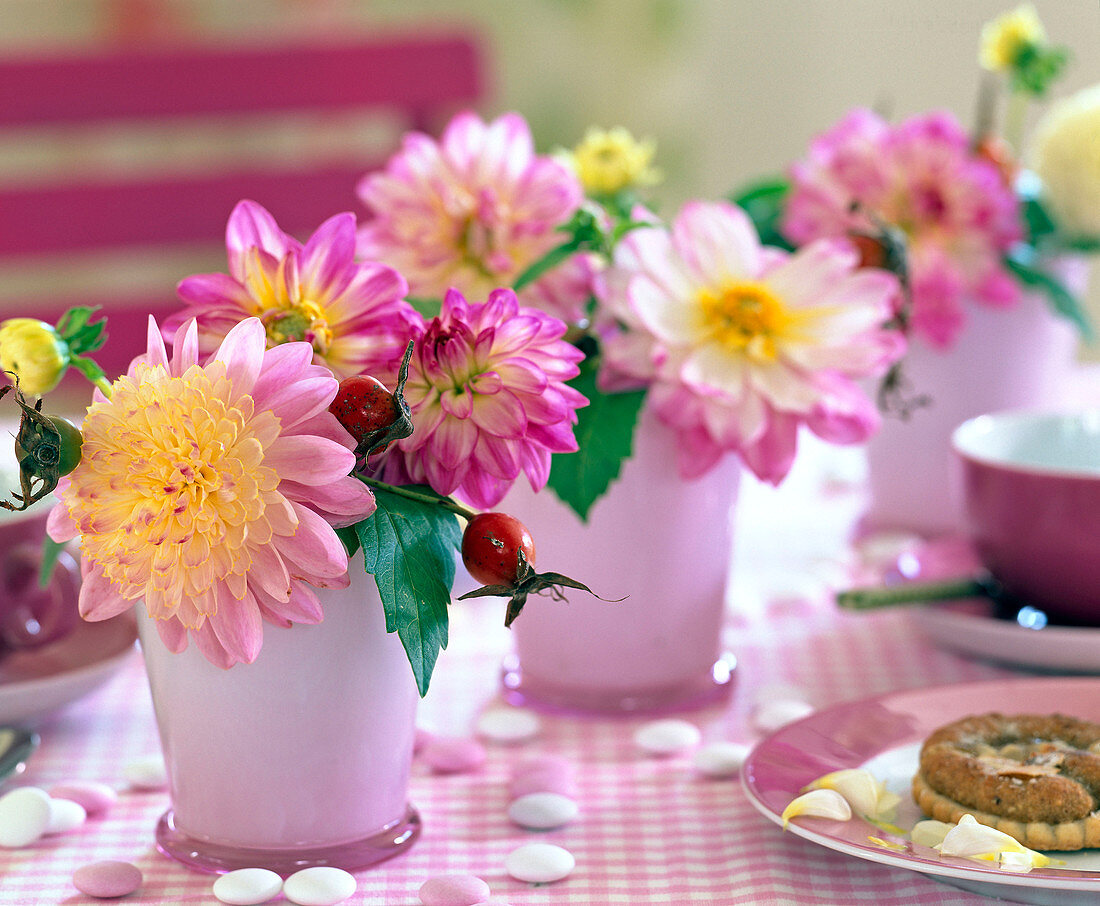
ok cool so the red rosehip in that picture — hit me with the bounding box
[461,512,536,586]
[329,374,403,454]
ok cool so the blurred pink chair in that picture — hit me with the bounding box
[0,34,483,389]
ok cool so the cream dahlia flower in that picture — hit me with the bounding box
[1031,82,1100,236]
[47,317,376,669]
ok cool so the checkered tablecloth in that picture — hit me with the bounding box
[0,467,1041,905]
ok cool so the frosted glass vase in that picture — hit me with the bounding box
[502,403,740,714]
[862,270,1083,539]
[137,551,420,875]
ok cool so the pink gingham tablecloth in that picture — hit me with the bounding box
[0,469,1037,905]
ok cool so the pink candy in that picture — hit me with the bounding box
[508,754,577,798]
[418,873,491,906]
[48,781,117,817]
[421,737,487,775]
[73,860,143,898]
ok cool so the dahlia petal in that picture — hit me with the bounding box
[154,616,189,654]
[176,272,254,310]
[300,211,355,288]
[212,317,266,394]
[78,566,133,621]
[265,434,357,485]
[191,619,238,670]
[673,200,761,283]
[281,475,376,527]
[257,580,326,625]
[227,200,292,279]
[46,499,79,542]
[140,315,170,374]
[278,503,350,580]
[208,589,265,665]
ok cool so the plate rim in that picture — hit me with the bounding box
[741,676,1100,892]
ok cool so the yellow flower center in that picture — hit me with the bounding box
[67,361,285,626]
[697,281,793,361]
[261,300,334,353]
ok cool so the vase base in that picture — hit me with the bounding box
[154,803,421,876]
[500,652,736,716]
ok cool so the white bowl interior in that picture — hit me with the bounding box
[952,410,1100,476]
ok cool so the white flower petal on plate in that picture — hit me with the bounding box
[781,788,852,828]
[934,814,1052,871]
[805,769,900,822]
[910,819,955,848]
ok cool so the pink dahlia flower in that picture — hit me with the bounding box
[356,111,591,324]
[373,288,586,508]
[597,200,904,484]
[783,109,1023,348]
[47,317,376,669]
[170,200,419,379]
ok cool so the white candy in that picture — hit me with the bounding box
[0,786,51,847]
[476,706,541,743]
[124,756,168,791]
[45,797,87,835]
[694,741,751,778]
[283,866,356,906]
[213,867,284,905]
[633,719,701,755]
[504,842,575,883]
[752,699,815,735]
[507,792,578,830]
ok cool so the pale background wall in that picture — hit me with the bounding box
[0,0,1097,351]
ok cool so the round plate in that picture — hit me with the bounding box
[742,677,1100,904]
[0,614,138,723]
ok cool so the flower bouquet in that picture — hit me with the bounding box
[729,4,1099,538]
[342,111,906,712]
[0,196,599,871]
[2,82,914,862]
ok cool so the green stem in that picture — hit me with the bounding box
[836,577,990,611]
[357,476,478,522]
[1004,88,1028,155]
[93,376,112,398]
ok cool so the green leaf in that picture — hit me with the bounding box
[407,297,442,319]
[354,484,461,696]
[547,357,646,521]
[728,177,794,250]
[55,306,107,355]
[1019,195,1058,246]
[1004,252,1096,342]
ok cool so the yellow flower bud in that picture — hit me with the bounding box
[569,126,661,197]
[0,318,69,396]
[980,4,1045,73]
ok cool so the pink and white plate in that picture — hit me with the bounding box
[742,677,1100,905]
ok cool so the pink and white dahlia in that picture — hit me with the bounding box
[356,111,591,324]
[373,288,586,508]
[171,200,418,379]
[783,109,1023,348]
[597,200,904,484]
[47,317,376,669]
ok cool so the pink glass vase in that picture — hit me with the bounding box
[501,403,740,714]
[137,551,420,875]
[861,266,1084,539]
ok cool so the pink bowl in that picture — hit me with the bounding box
[952,410,1100,625]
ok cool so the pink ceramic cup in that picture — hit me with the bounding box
[952,410,1100,625]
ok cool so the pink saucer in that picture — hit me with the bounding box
[0,613,138,722]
